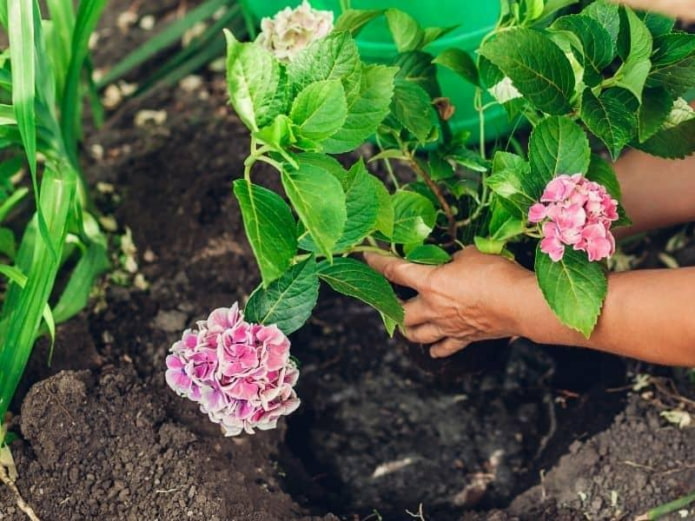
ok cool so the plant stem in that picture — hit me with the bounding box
[635,490,695,521]
[346,245,390,256]
[407,153,457,242]
[375,133,401,190]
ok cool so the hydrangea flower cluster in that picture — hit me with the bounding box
[165,303,300,436]
[528,174,619,262]
[256,0,334,62]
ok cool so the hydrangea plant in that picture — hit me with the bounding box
[167,0,695,434]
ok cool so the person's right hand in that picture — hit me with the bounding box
[365,247,534,358]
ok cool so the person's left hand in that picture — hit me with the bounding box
[365,247,533,358]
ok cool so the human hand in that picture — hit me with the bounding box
[364,247,534,358]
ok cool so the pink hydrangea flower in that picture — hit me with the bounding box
[256,0,334,62]
[165,303,300,436]
[529,174,619,262]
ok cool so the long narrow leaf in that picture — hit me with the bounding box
[0,1,7,29]
[0,104,15,125]
[46,0,76,98]
[0,264,55,349]
[8,0,37,176]
[97,0,229,88]
[0,187,29,223]
[60,0,108,164]
[135,10,242,94]
[0,167,75,420]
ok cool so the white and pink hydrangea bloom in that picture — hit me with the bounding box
[256,0,334,62]
[529,174,619,262]
[165,303,300,436]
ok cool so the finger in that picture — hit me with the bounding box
[430,337,470,358]
[364,253,432,290]
[403,323,446,344]
[401,296,434,327]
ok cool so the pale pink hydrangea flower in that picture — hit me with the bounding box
[528,174,619,262]
[165,303,300,436]
[256,0,334,62]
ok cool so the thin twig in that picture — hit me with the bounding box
[407,155,457,242]
[0,461,41,521]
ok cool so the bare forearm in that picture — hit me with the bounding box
[512,268,695,366]
[615,150,695,238]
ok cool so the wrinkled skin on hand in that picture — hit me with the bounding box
[365,248,533,358]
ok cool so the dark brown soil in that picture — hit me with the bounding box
[1,2,695,521]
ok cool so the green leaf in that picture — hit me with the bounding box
[322,64,396,154]
[332,160,379,251]
[369,175,394,237]
[637,86,672,142]
[385,9,424,52]
[488,200,526,241]
[404,244,451,265]
[287,32,361,100]
[394,51,440,98]
[282,157,347,260]
[638,11,674,38]
[552,15,615,86]
[582,1,620,46]
[97,0,229,87]
[290,79,348,142]
[391,191,436,245]
[648,55,695,97]
[540,0,580,23]
[8,0,37,177]
[433,48,479,87]
[652,34,695,67]
[233,180,298,286]
[586,155,622,199]
[390,79,437,143]
[318,257,403,327]
[60,0,109,163]
[535,246,607,337]
[254,114,297,151]
[580,87,638,159]
[616,8,653,101]
[422,26,457,48]
[224,30,286,132]
[474,236,506,255]
[0,228,16,259]
[486,153,536,213]
[635,117,695,159]
[334,8,384,34]
[245,256,319,335]
[529,116,591,185]
[51,237,109,325]
[479,28,574,115]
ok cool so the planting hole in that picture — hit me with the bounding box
[279,293,627,520]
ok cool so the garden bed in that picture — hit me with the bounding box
[1,2,694,520]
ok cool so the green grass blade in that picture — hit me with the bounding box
[0,167,75,420]
[46,0,76,98]
[60,0,108,165]
[137,35,227,94]
[97,0,229,88]
[0,187,29,223]
[0,2,7,29]
[134,10,243,95]
[0,263,57,363]
[8,0,37,177]
[0,103,15,125]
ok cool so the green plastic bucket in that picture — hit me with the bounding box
[243,1,518,143]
